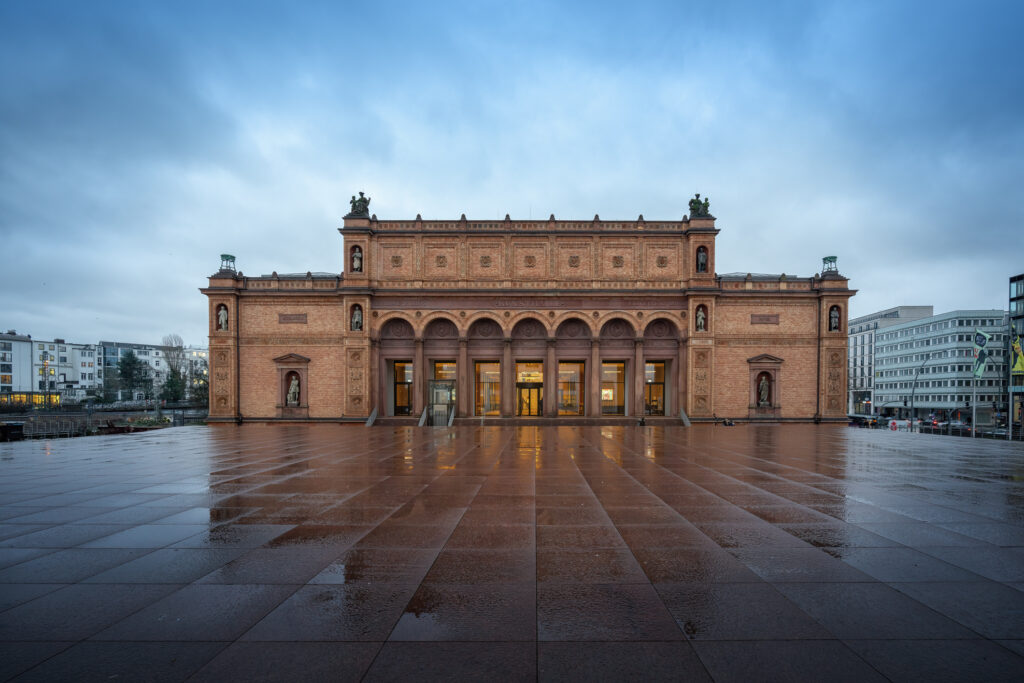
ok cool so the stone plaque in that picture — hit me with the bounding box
[278,313,308,324]
[751,314,779,325]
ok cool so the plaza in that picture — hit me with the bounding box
[1,424,1023,681]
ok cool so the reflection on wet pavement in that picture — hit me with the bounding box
[1,423,1023,680]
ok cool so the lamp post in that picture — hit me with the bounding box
[908,353,932,432]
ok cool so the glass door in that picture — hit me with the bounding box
[393,361,412,415]
[516,361,543,417]
[475,362,501,416]
[601,361,626,415]
[558,361,585,415]
[645,361,665,415]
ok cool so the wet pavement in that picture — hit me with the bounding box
[1,424,1023,681]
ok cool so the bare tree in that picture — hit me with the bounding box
[162,334,185,376]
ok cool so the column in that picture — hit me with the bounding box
[414,338,424,417]
[369,338,379,417]
[458,338,468,417]
[590,340,601,417]
[677,340,686,418]
[502,338,513,417]
[634,338,645,417]
[545,338,557,417]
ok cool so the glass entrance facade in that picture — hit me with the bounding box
[558,361,585,415]
[516,361,543,416]
[475,362,500,416]
[393,361,412,415]
[601,361,626,415]
[645,361,666,415]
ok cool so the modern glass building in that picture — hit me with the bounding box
[874,310,1010,423]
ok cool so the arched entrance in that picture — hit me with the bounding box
[511,318,547,416]
[379,318,415,416]
[423,318,459,424]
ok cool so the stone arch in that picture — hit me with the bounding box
[423,317,459,340]
[555,317,593,340]
[379,317,415,340]
[643,317,680,340]
[511,316,549,340]
[599,317,636,340]
[467,317,504,340]
[418,311,461,337]
[552,311,597,337]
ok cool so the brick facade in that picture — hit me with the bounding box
[201,204,854,423]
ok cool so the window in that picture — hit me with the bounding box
[558,362,585,416]
[601,362,626,415]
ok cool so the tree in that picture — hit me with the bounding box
[160,334,187,402]
[160,369,185,402]
[162,334,185,377]
[188,356,209,405]
[117,350,150,399]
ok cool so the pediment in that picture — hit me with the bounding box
[272,353,311,364]
[747,354,784,364]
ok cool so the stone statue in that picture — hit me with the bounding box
[758,375,770,406]
[688,193,711,218]
[829,307,840,331]
[217,305,228,331]
[696,247,708,273]
[351,306,363,331]
[348,192,371,217]
[287,376,300,406]
[696,307,706,332]
[351,246,362,272]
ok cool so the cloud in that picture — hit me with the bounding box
[1,0,1021,346]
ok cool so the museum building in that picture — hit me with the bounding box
[202,194,854,424]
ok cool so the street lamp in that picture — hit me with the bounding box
[909,353,933,431]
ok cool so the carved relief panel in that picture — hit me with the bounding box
[598,243,636,279]
[691,347,713,416]
[210,347,234,416]
[378,241,415,280]
[468,242,504,279]
[512,242,548,279]
[424,243,458,279]
[346,346,368,415]
[556,243,593,280]
[644,242,679,280]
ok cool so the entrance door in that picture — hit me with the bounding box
[645,361,666,415]
[428,380,456,425]
[517,383,543,416]
[393,361,412,415]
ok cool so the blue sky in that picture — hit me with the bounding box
[2,0,1022,346]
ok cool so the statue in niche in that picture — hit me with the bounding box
[348,192,371,217]
[351,305,363,331]
[287,375,300,406]
[688,193,711,218]
[696,306,706,332]
[696,247,708,273]
[216,305,228,331]
[351,246,362,272]
[829,306,840,331]
[758,374,770,406]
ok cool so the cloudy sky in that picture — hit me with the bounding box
[2,0,1022,347]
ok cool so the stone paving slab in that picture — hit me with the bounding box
[0,424,1023,681]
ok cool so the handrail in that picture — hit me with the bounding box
[418,407,428,427]
[679,407,692,427]
[364,407,377,427]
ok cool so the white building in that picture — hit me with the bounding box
[847,306,933,415]
[29,338,100,400]
[874,310,1010,424]
[183,346,208,400]
[0,330,34,394]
